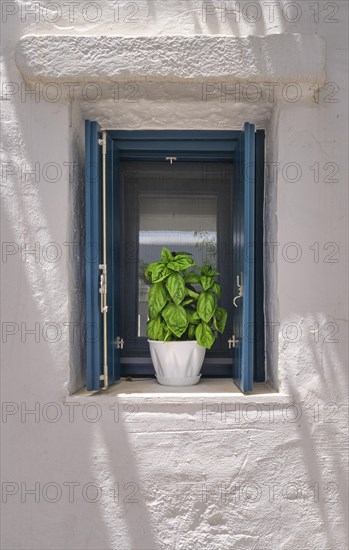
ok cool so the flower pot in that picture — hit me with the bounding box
[148,340,206,386]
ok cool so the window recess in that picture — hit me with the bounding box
[85,125,265,393]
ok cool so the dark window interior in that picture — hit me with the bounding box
[120,161,235,377]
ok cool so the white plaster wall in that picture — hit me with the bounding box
[1,1,348,549]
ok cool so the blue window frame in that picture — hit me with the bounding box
[85,124,265,393]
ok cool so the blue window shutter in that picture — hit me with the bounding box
[85,120,103,390]
[85,123,121,390]
[233,122,256,392]
[105,132,121,384]
[254,130,266,382]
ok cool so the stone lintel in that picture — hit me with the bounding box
[16,34,326,85]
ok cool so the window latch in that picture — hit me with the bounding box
[233,273,243,308]
[99,264,108,314]
[115,337,125,350]
[165,156,177,164]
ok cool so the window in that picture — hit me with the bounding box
[85,125,265,393]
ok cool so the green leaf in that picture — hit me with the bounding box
[162,304,188,338]
[200,275,214,291]
[182,298,194,306]
[167,255,195,272]
[184,271,201,284]
[201,265,219,277]
[145,261,162,280]
[161,247,173,263]
[197,291,216,323]
[186,309,201,325]
[165,272,186,305]
[188,324,197,340]
[146,315,166,340]
[150,263,172,283]
[196,322,215,349]
[148,282,168,318]
[213,307,227,334]
[164,328,174,342]
[187,288,200,299]
[211,282,222,298]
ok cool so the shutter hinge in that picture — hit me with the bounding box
[100,373,109,385]
[228,335,236,349]
[98,136,107,155]
[115,337,125,350]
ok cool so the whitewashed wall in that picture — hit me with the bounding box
[1,1,348,549]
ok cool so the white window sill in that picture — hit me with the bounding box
[66,379,291,405]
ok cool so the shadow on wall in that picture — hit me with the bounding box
[2,25,87,395]
[1,67,72,396]
[283,313,348,550]
[89,421,159,549]
[189,1,288,36]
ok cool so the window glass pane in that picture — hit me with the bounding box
[138,195,217,337]
[121,160,233,357]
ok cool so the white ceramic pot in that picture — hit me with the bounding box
[148,340,206,386]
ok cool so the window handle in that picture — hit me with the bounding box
[233,273,243,308]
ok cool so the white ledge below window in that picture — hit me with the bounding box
[66,379,291,405]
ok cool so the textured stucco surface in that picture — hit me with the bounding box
[1,1,348,549]
[16,33,326,83]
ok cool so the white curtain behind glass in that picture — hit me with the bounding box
[138,194,217,336]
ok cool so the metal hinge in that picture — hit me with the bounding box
[115,337,125,350]
[228,335,236,349]
[98,136,106,155]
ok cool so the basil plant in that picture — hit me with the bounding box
[145,247,227,349]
